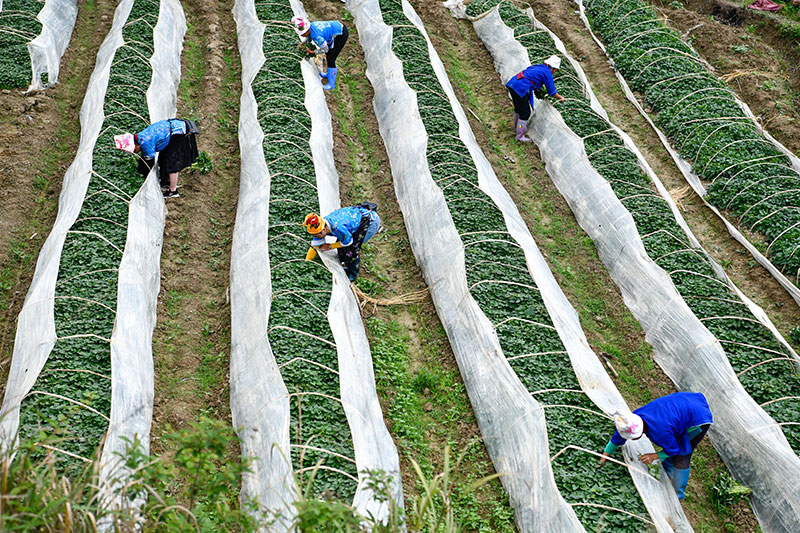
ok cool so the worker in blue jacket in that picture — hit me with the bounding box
[599,392,713,500]
[114,118,199,198]
[292,16,349,91]
[303,202,380,281]
[506,55,565,142]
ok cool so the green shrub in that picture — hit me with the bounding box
[583,0,800,286]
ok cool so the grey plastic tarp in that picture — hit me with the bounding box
[27,0,78,90]
[571,0,800,307]
[0,0,185,520]
[466,4,800,531]
[231,0,403,529]
[349,0,692,530]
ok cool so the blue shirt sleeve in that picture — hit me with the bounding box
[544,72,557,97]
[331,225,353,246]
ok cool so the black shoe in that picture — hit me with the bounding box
[163,189,180,198]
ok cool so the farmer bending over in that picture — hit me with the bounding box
[292,16,349,91]
[114,118,199,198]
[599,392,713,500]
[506,55,565,142]
[303,203,380,281]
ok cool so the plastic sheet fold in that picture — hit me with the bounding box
[468,5,800,531]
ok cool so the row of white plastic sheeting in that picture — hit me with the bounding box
[0,0,77,90]
[231,0,402,529]
[0,0,184,523]
[349,0,691,529]
[28,0,78,89]
[570,0,800,306]
[465,3,800,531]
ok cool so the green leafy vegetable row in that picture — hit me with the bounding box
[18,0,159,477]
[253,2,357,501]
[581,0,800,286]
[379,0,650,529]
[470,0,800,454]
[0,0,44,88]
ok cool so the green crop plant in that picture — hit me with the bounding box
[0,0,44,88]
[580,0,800,287]
[467,0,800,455]
[378,0,651,529]
[17,0,158,477]
[253,2,357,501]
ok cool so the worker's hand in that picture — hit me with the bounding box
[297,41,304,50]
[319,243,331,251]
[638,452,659,465]
[555,93,565,103]
[598,452,609,467]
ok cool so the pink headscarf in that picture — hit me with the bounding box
[291,16,309,38]
[114,133,135,153]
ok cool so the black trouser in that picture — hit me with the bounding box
[672,424,711,469]
[326,25,349,69]
[337,211,370,281]
[509,87,531,120]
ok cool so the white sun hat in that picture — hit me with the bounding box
[612,410,644,440]
[544,55,562,70]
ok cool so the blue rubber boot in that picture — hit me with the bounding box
[322,67,338,90]
[661,457,674,479]
[672,467,691,500]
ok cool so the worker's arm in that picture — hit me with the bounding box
[599,432,626,466]
[553,92,565,103]
[306,241,343,259]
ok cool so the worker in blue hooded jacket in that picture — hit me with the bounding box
[599,392,713,500]
[292,16,349,91]
[303,203,380,281]
[506,55,565,142]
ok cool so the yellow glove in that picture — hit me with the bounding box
[330,242,343,249]
[305,247,318,261]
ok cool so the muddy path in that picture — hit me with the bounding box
[149,0,240,451]
[0,0,115,391]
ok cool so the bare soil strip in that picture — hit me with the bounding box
[149,0,240,451]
